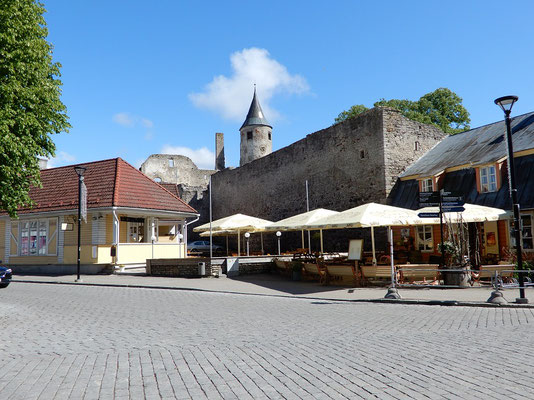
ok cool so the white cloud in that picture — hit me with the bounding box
[113,113,154,140]
[189,47,310,122]
[112,112,135,127]
[161,145,215,170]
[47,151,76,168]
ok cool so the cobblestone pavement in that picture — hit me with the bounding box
[1,283,533,399]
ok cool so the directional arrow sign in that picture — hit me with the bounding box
[418,212,440,218]
[442,201,465,207]
[443,207,465,213]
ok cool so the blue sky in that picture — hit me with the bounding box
[43,0,534,170]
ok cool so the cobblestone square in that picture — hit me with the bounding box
[1,283,533,399]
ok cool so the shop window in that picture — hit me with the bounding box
[420,178,433,193]
[513,214,534,250]
[18,218,56,256]
[416,225,433,252]
[480,165,497,193]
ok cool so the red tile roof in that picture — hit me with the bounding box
[3,158,197,215]
[160,183,180,198]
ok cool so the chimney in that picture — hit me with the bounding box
[38,157,48,170]
[215,132,225,170]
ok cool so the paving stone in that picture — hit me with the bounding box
[1,283,534,399]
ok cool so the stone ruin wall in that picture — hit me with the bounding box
[382,110,446,193]
[211,108,386,222]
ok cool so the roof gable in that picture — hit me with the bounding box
[3,158,197,215]
[401,111,534,178]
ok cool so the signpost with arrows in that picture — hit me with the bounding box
[418,190,465,267]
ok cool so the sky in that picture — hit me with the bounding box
[42,0,534,170]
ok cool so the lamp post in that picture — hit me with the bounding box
[276,231,282,255]
[494,95,528,303]
[74,166,86,282]
[245,232,250,256]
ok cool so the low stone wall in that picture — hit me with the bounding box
[147,258,220,277]
[236,258,274,274]
[147,257,274,277]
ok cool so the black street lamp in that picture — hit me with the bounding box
[494,95,528,303]
[74,166,86,282]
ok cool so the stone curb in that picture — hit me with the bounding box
[12,278,534,309]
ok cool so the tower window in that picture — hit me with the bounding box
[414,141,421,151]
[168,158,174,167]
[360,150,365,159]
[268,132,271,140]
[247,131,252,140]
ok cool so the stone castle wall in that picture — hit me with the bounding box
[210,108,443,223]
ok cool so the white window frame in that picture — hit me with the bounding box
[480,165,497,193]
[421,178,433,193]
[18,218,57,256]
[511,213,534,251]
[416,225,433,252]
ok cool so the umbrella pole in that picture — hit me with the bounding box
[226,235,229,256]
[320,229,324,255]
[238,230,241,257]
[301,230,305,249]
[371,226,377,266]
[261,233,264,255]
[389,227,395,287]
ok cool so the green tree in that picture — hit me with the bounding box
[336,88,470,134]
[0,0,70,217]
[334,104,368,123]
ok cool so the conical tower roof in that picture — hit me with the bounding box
[240,87,272,129]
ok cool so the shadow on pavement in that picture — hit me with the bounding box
[227,273,355,296]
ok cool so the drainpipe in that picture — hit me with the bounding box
[112,208,119,264]
[184,215,200,258]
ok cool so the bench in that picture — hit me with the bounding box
[324,264,358,286]
[303,262,327,284]
[397,264,439,284]
[360,265,394,286]
[274,259,291,276]
[472,264,515,286]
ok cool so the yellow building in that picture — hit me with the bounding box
[0,158,199,274]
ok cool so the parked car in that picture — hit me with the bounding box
[187,241,224,254]
[0,265,12,288]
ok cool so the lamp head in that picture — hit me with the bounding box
[276,231,282,237]
[74,166,87,177]
[494,95,518,114]
[244,232,250,238]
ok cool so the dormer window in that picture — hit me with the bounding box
[421,178,433,193]
[480,165,497,193]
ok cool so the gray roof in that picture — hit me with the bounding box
[240,88,271,129]
[401,111,534,178]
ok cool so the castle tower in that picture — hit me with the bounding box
[240,86,272,166]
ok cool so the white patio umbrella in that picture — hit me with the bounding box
[194,213,272,256]
[264,208,340,254]
[305,203,421,265]
[414,203,511,224]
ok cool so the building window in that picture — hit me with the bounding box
[268,132,271,140]
[360,150,365,159]
[18,219,54,256]
[480,166,497,193]
[247,131,252,140]
[128,220,145,243]
[414,141,421,151]
[168,159,174,168]
[416,225,433,252]
[421,178,433,193]
[512,214,534,250]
